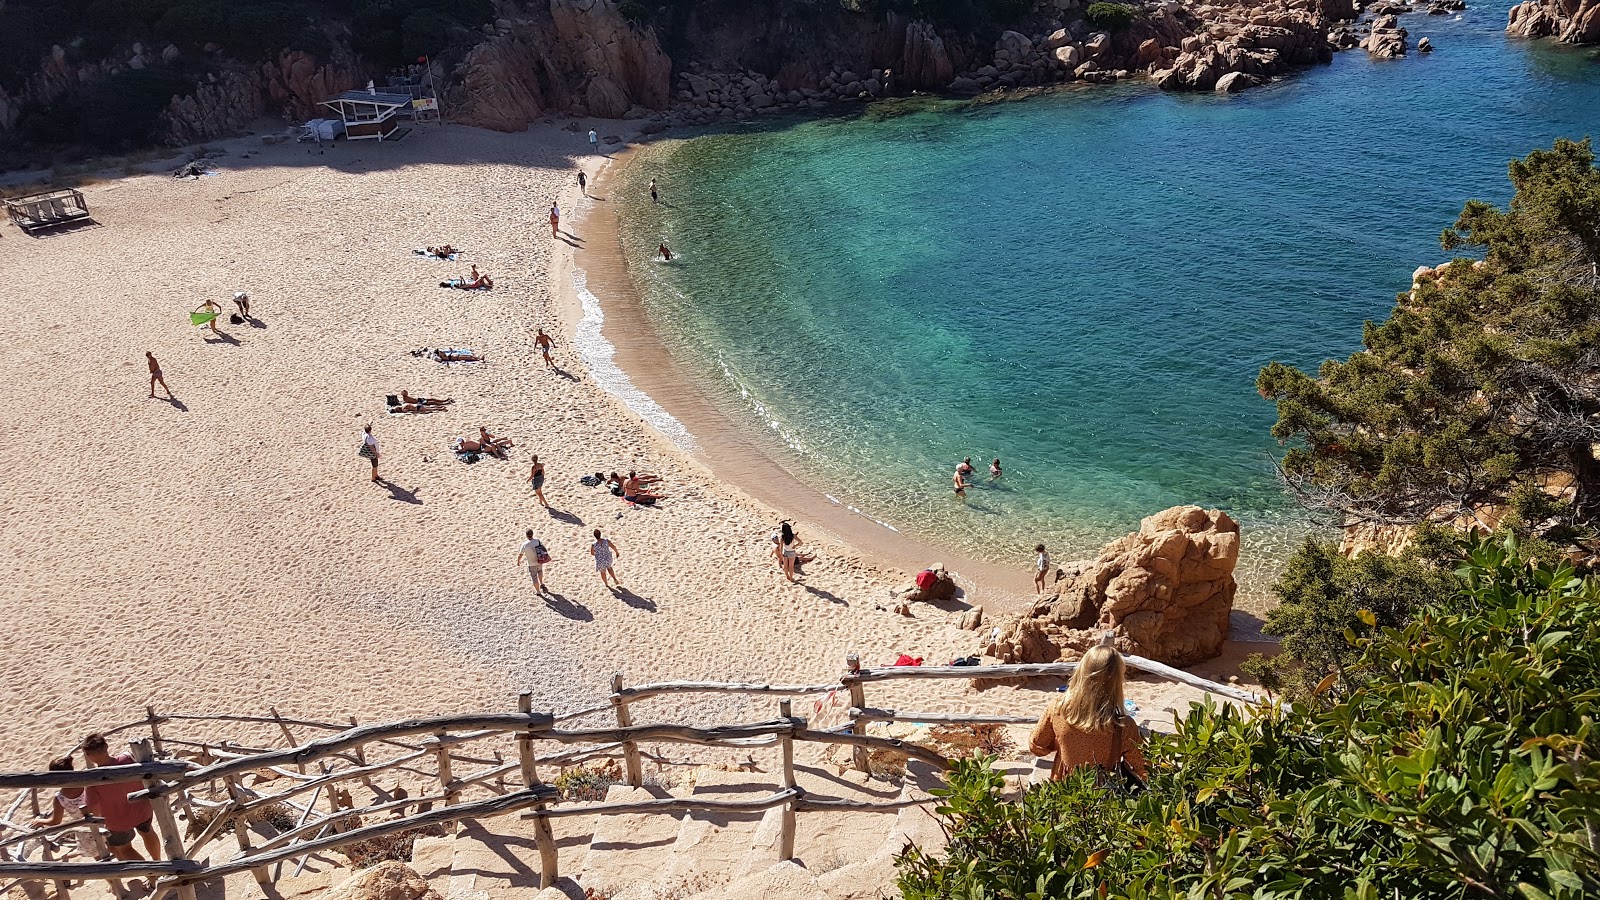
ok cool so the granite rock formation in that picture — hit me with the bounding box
[983,506,1239,667]
[1507,0,1600,43]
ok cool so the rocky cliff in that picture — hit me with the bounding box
[1507,0,1600,43]
[982,506,1240,668]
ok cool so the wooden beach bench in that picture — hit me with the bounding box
[4,187,93,233]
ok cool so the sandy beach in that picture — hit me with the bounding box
[0,122,1248,770]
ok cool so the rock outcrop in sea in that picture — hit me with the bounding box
[981,506,1239,668]
[1507,0,1600,43]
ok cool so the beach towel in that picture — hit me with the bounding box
[190,311,219,327]
[892,654,924,667]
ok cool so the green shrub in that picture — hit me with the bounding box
[1241,537,1455,697]
[898,534,1600,899]
[1085,1,1136,30]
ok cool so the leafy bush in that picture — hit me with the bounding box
[1241,537,1455,696]
[1085,1,1136,30]
[898,534,1600,899]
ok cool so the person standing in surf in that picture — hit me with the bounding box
[1034,544,1051,594]
[953,466,969,500]
[649,178,659,204]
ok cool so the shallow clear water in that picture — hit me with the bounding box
[610,10,1600,588]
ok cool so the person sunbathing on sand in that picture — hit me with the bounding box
[465,265,494,289]
[401,390,452,409]
[623,472,665,502]
[478,426,514,451]
[427,245,456,258]
[420,348,481,362]
[455,436,508,458]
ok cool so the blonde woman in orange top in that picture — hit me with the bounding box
[1028,644,1147,782]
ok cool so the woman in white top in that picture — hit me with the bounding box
[1034,544,1051,594]
[361,424,381,483]
[32,756,108,859]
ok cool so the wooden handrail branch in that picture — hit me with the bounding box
[525,787,801,822]
[0,761,192,791]
[850,707,1040,726]
[0,860,203,880]
[0,817,102,850]
[140,712,557,794]
[166,785,559,887]
[616,681,840,702]
[841,657,1259,704]
[792,729,949,770]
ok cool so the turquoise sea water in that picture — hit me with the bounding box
[609,10,1600,589]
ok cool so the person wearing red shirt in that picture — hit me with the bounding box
[79,734,160,861]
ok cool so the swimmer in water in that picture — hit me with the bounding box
[953,467,969,500]
[658,243,673,261]
[990,457,1002,480]
[957,457,976,479]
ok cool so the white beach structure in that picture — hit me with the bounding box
[320,84,412,141]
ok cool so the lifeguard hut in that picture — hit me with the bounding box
[320,83,412,141]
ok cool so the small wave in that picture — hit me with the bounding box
[572,267,699,451]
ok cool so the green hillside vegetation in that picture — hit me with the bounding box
[897,534,1600,899]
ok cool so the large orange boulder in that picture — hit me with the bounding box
[985,506,1239,667]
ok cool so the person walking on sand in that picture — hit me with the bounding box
[578,170,587,196]
[590,528,621,589]
[953,466,969,500]
[549,201,561,238]
[528,455,548,507]
[146,352,173,399]
[990,457,1003,480]
[80,733,161,863]
[360,424,381,483]
[518,529,549,594]
[658,243,673,261]
[650,178,659,204]
[536,328,555,369]
[1034,543,1051,594]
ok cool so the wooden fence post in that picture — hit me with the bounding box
[517,693,560,889]
[433,730,457,809]
[224,774,270,887]
[130,739,195,900]
[845,653,869,773]
[777,700,797,861]
[611,673,643,787]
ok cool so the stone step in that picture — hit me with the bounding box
[571,783,689,898]
[657,769,778,894]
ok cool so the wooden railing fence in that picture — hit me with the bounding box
[0,653,1255,898]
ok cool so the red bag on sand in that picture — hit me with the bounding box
[915,569,938,591]
[893,654,923,667]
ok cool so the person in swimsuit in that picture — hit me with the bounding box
[427,348,482,363]
[145,352,173,399]
[536,329,555,369]
[460,265,494,290]
[577,170,587,196]
[194,298,222,334]
[549,201,561,238]
[478,426,515,454]
[778,521,801,583]
[957,457,976,478]
[590,528,620,589]
[528,455,548,507]
[622,471,664,503]
[232,291,251,319]
[1034,543,1051,594]
[427,245,457,259]
[953,467,969,499]
[400,390,452,409]
[649,178,659,204]
[990,458,1002,480]
[658,243,673,261]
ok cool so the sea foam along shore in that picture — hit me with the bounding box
[0,120,1253,770]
